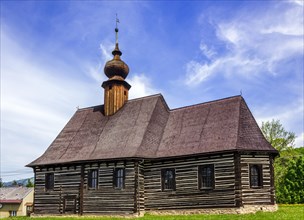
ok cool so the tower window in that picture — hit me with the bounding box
[161,168,176,191]
[124,91,127,95]
[250,164,263,188]
[114,168,125,189]
[198,165,214,189]
[88,169,98,189]
[109,85,112,90]
[45,173,54,190]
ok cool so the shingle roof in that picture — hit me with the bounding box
[27,94,277,167]
[0,187,33,203]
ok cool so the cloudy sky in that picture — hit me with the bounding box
[1,0,303,182]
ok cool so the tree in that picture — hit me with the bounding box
[260,119,303,204]
[26,179,34,187]
[261,119,296,152]
[276,156,304,203]
[0,178,3,187]
[12,180,18,186]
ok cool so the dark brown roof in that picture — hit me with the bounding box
[27,94,277,167]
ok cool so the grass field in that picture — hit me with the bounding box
[5,205,304,220]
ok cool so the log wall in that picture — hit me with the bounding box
[240,154,274,205]
[34,160,137,215]
[34,165,82,214]
[33,152,275,215]
[82,161,136,215]
[144,153,237,210]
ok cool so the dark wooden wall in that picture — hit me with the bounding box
[240,154,274,205]
[33,152,275,215]
[34,160,137,215]
[34,165,82,214]
[144,153,237,210]
[82,161,135,215]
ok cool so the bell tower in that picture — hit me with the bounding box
[102,24,131,116]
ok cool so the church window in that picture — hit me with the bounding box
[198,165,214,189]
[88,169,98,189]
[250,165,263,188]
[45,173,54,190]
[114,168,125,189]
[161,168,176,191]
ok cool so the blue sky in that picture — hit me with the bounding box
[1,0,303,181]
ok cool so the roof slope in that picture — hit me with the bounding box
[28,95,277,166]
[0,187,33,203]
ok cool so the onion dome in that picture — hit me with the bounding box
[104,29,129,79]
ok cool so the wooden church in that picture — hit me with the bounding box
[27,27,278,216]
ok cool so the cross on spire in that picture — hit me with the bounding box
[115,13,120,44]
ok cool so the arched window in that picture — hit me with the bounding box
[250,165,263,188]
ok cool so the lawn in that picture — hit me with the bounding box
[6,205,304,220]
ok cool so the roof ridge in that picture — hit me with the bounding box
[235,97,243,149]
[171,95,242,112]
[58,110,90,160]
[77,94,163,112]
[137,96,171,157]
[127,93,163,102]
[77,105,103,111]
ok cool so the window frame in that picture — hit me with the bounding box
[161,168,176,191]
[249,164,263,188]
[113,168,125,189]
[9,211,17,217]
[45,173,54,191]
[198,164,215,190]
[88,169,99,189]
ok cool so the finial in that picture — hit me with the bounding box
[115,13,120,44]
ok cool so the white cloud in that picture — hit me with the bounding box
[85,41,159,99]
[128,74,158,99]
[295,133,304,148]
[199,42,217,60]
[290,0,304,6]
[1,27,159,181]
[255,98,304,148]
[100,43,112,62]
[1,30,98,181]
[185,1,303,85]
[185,61,213,85]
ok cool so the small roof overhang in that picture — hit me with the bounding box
[0,199,22,204]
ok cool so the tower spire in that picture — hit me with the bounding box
[115,13,119,44]
[102,17,131,116]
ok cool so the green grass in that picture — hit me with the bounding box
[5,205,304,220]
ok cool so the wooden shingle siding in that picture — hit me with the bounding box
[240,154,273,205]
[144,153,236,210]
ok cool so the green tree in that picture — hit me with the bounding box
[261,119,296,152]
[277,156,304,203]
[0,178,3,187]
[12,180,18,186]
[26,179,34,187]
[260,119,300,204]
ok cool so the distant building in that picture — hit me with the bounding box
[0,187,33,218]
[27,28,278,216]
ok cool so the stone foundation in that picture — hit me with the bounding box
[147,204,278,215]
[31,205,278,217]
